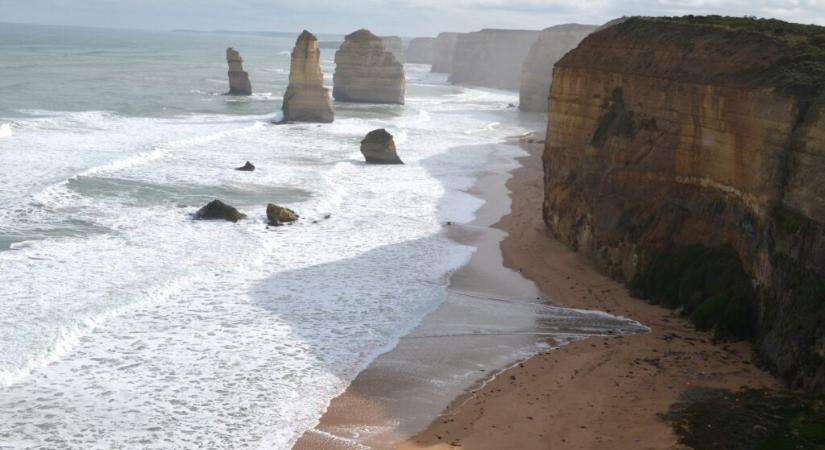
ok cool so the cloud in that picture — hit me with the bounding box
[1,0,824,35]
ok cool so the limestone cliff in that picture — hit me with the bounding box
[519,24,597,112]
[407,37,436,64]
[282,30,334,123]
[449,29,540,90]
[543,16,825,389]
[431,32,459,73]
[333,29,405,105]
[226,48,252,96]
[380,36,405,64]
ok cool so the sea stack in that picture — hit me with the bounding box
[431,32,459,73]
[226,48,252,96]
[282,30,334,123]
[333,29,405,105]
[406,37,436,64]
[519,24,597,112]
[360,129,403,164]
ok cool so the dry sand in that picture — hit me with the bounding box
[396,136,781,450]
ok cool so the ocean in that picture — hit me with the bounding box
[0,22,639,449]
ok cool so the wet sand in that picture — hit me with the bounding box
[293,143,644,450]
[396,136,781,450]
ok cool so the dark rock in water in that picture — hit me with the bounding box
[267,203,299,226]
[195,200,245,222]
[226,48,252,96]
[360,129,403,164]
[235,161,255,171]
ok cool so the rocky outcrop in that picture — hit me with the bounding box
[543,17,825,389]
[431,32,459,73]
[235,161,255,171]
[360,129,402,164]
[380,36,405,63]
[282,30,334,123]
[449,29,540,90]
[333,29,405,104]
[226,48,252,96]
[406,37,436,64]
[195,200,245,222]
[267,203,299,226]
[519,24,597,112]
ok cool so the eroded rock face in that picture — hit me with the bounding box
[333,29,405,104]
[448,29,540,90]
[519,24,597,112]
[406,37,436,64]
[267,203,299,226]
[195,200,245,222]
[543,17,825,389]
[282,30,334,123]
[380,36,405,63]
[226,48,252,96]
[360,129,403,164]
[431,32,459,73]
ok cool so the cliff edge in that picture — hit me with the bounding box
[543,16,825,389]
[449,29,540,90]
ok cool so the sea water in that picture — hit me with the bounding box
[0,23,631,449]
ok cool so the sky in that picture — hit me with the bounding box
[1,0,824,36]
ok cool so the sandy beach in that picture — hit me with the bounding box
[396,136,781,449]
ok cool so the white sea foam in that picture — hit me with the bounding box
[0,123,11,138]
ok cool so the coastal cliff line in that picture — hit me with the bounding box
[449,29,539,90]
[543,16,825,390]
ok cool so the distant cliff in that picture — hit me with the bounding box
[431,32,459,74]
[519,24,597,112]
[449,29,540,90]
[407,37,436,64]
[543,16,825,390]
[380,36,405,64]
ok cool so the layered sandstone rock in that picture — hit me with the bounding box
[519,24,597,112]
[282,30,334,123]
[333,29,405,104]
[543,17,825,389]
[380,36,405,63]
[448,29,540,90]
[431,32,459,73]
[267,203,299,226]
[406,37,436,64]
[226,48,252,96]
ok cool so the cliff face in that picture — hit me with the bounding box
[333,29,406,105]
[226,48,252,96]
[448,29,540,90]
[543,17,825,389]
[519,24,597,112]
[407,37,436,64]
[380,36,405,64]
[431,32,459,73]
[282,30,334,123]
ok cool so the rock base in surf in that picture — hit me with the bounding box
[267,204,299,226]
[195,200,245,222]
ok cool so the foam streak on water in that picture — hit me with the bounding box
[0,57,553,448]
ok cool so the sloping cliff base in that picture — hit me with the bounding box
[395,138,781,450]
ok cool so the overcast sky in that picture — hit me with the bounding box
[2,0,824,36]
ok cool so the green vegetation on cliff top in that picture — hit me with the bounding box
[619,15,825,110]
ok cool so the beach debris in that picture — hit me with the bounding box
[267,203,299,226]
[360,129,403,164]
[226,48,252,96]
[235,161,255,171]
[195,199,245,222]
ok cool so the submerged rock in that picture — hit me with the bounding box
[282,30,335,123]
[267,203,299,226]
[235,161,255,171]
[195,200,245,222]
[360,129,403,164]
[333,29,405,105]
[226,48,252,96]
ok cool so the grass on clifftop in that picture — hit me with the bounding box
[622,15,825,112]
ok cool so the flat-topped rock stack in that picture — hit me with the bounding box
[519,24,597,112]
[406,37,436,64]
[282,30,335,123]
[380,36,406,63]
[431,32,459,73]
[333,29,405,105]
[226,48,252,96]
